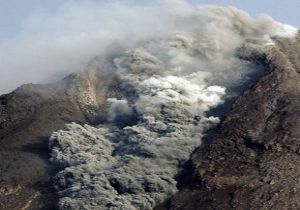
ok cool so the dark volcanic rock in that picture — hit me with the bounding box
[169,38,300,209]
[0,69,121,210]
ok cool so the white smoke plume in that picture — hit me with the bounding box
[48,2,298,210]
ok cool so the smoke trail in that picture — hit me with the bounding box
[49,2,298,210]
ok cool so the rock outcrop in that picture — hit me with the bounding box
[0,67,120,210]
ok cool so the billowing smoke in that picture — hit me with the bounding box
[0,1,297,94]
[107,98,133,122]
[0,1,171,94]
[49,2,298,210]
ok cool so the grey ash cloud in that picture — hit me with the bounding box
[49,1,298,210]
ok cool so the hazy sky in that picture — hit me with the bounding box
[0,0,299,39]
[189,0,300,27]
[0,0,298,94]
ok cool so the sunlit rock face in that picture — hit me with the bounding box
[49,4,297,210]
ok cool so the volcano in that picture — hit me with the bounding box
[0,4,299,210]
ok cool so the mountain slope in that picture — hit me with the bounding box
[169,35,300,210]
[0,6,299,209]
[0,69,121,210]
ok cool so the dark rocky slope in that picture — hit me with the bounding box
[0,69,121,210]
[169,36,300,210]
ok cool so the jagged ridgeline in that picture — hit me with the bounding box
[49,5,298,210]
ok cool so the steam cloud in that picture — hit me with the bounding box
[48,1,298,210]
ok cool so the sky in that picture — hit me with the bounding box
[0,0,299,94]
[189,0,300,27]
[0,0,299,39]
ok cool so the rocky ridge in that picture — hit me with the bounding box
[169,35,300,210]
[0,67,121,210]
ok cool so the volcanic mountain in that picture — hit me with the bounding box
[0,5,299,210]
